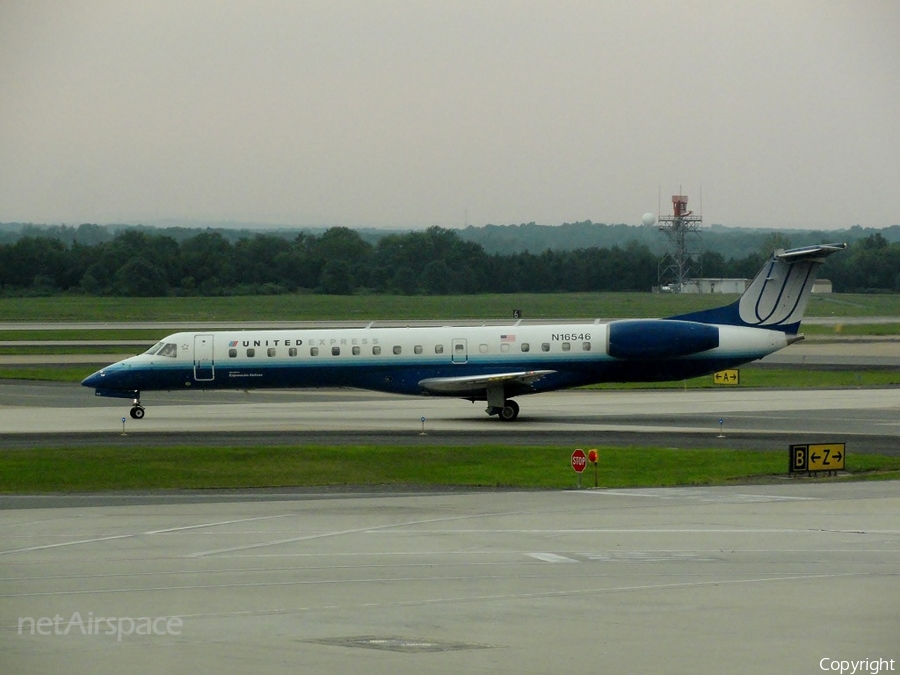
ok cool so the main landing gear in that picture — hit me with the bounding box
[129,396,145,419]
[487,399,519,422]
[484,384,520,421]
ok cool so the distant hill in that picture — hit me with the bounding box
[0,222,378,247]
[455,221,900,258]
[2,220,899,261]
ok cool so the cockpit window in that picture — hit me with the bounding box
[146,341,178,357]
[145,341,165,355]
[158,343,178,358]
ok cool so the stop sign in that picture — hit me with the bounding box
[571,449,587,473]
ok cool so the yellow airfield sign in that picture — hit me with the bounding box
[790,443,846,474]
[713,369,740,385]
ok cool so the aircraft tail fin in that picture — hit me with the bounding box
[668,243,846,333]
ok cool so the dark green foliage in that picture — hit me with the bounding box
[0,223,897,296]
[824,233,900,292]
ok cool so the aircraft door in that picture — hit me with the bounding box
[193,334,215,381]
[451,338,468,364]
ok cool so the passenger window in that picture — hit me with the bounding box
[310,347,319,356]
[393,345,402,355]
[454,342,465,353]
[268,348,276,357]
[414,345,423,355]
[521,343,530,352]
[247,348,255,357]
[500,343,510,353]
[479,344,488,353]
[332,347,340,356]
[373,346,382,355]
[228,349,237,358]
[562,342,571,352]
[435,344,444,354]
[352,346,360,355]
[289,347,297,357]
[582,341,591,351]
[541,343,550,352]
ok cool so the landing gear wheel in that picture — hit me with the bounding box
[498,400,519,421]
[130,406,145,420]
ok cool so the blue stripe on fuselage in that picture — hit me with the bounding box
[86,350,763,398]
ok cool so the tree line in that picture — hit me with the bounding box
[0,226,895,297]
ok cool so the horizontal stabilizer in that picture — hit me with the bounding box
[774,243,847,263]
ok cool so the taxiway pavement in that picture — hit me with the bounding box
[3,328,899,673]
[1,382,900,454]
[2,483,898,674]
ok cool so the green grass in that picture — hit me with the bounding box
[0,366,100,382]
[0,345,146,355]
[803,323,900,336]
[586,368,900,390]
[0,329,161,340]
[807,294,900,317]
[2,444,898,493]
[0,293,717,321]
[2,292,900,322]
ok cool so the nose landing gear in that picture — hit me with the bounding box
[129,396,145,419]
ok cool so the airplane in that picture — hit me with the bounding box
[82,243,845,422]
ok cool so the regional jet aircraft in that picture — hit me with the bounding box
[82,243,845,421]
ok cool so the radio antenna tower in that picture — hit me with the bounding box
[657,193,702,293]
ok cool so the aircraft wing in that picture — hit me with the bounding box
[419,370,556,396]
[419,370,555,397]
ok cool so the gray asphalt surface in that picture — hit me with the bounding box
[2,331,899,674]
[2,483,898,675]
[1,381,899,454]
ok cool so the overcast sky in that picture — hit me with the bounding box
[1,1,898,230]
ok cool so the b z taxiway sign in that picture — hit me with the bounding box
[789,443,846,475]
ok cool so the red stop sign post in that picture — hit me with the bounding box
[572,449,587,488]
[571,449,587,472]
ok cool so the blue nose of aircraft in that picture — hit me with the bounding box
[81,364,140,400]
[81,369,105,389]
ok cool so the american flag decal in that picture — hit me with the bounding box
[500,334,516,342]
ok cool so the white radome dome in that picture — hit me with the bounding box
[641,212,657,227]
